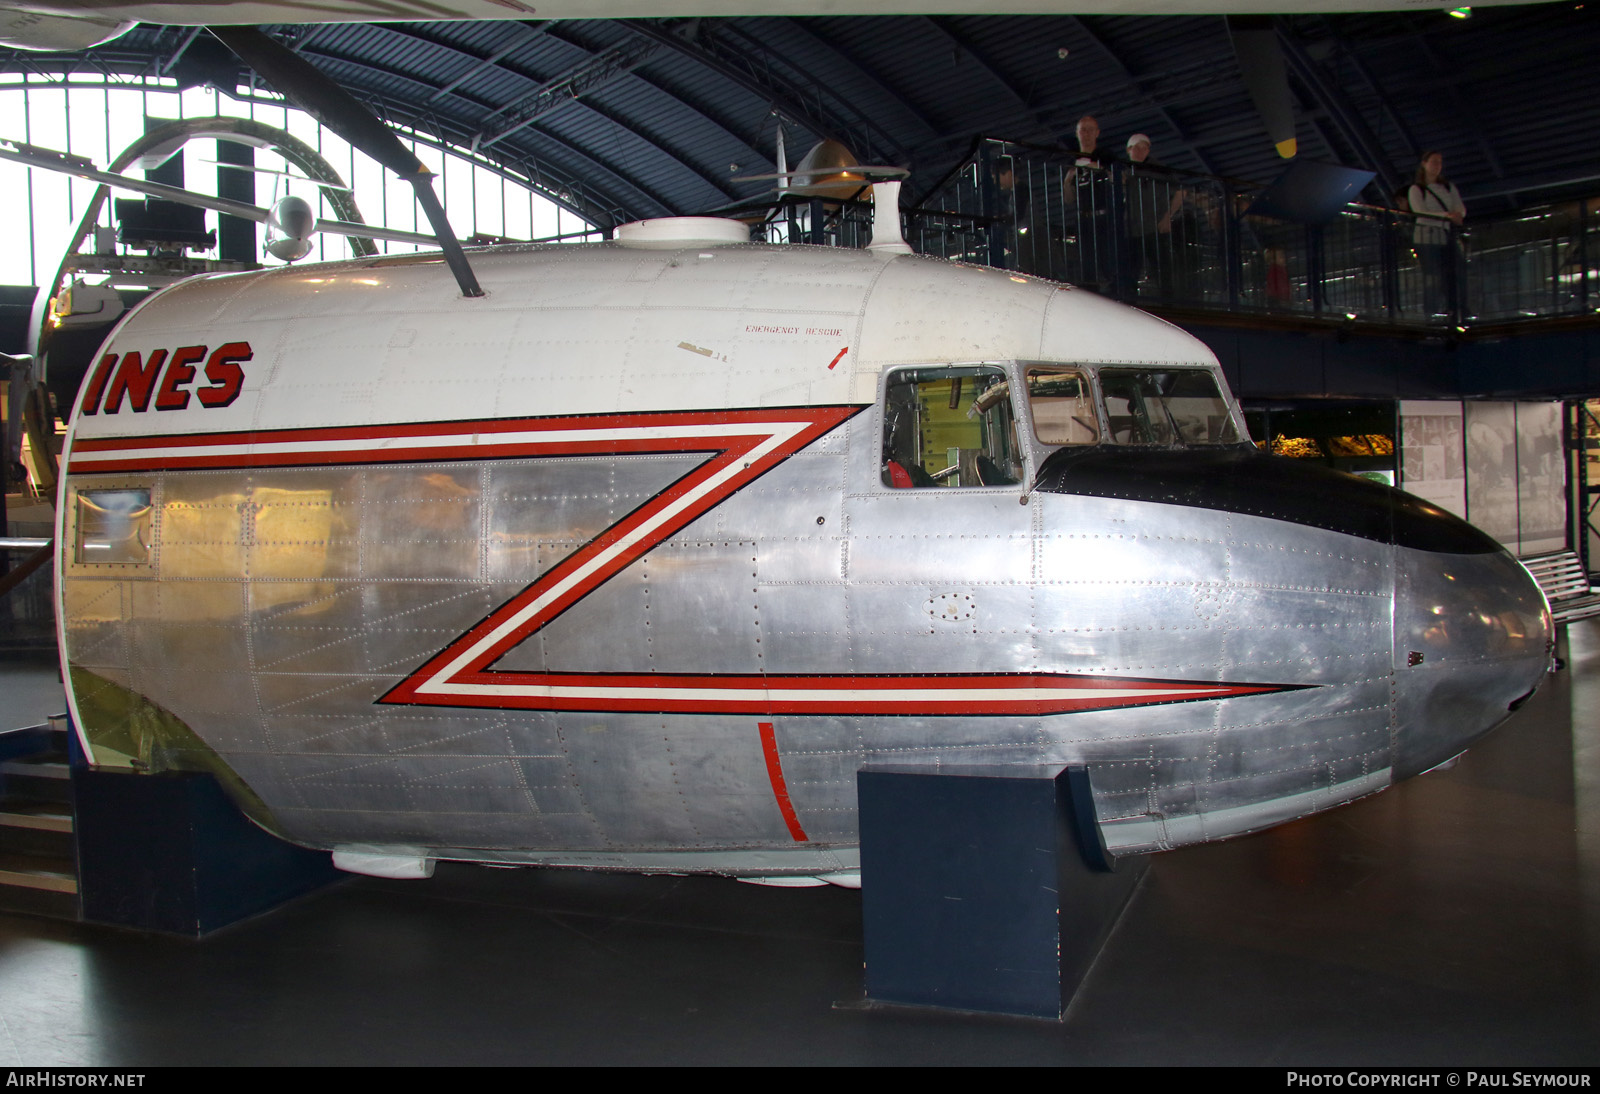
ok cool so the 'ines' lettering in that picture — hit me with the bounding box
[102,349,167,414]
[198,342,250,408]
[82,341,251,415]
[154,345,207,411]
[79,353,117,416]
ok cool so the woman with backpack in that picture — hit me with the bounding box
[1407,150,1466,318]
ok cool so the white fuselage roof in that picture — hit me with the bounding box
[70,241,1220,440]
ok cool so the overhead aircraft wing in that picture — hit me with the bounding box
[0,138,439,248]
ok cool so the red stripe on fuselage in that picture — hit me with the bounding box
[390,672,1289,716]
[759,723,809,842]
[67,407,1306,719]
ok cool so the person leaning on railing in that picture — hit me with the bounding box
[1407,150,1466,318]
[1063,114,1115,294]
[1123,133,1187,299]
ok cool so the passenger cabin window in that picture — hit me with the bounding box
[74,488,152,565]
[882,366,1023,488]
[1098,368,1241,446]
[1024,367,1100,447]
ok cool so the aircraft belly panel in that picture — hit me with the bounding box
[556,713,801,846]
[59,579,129,668]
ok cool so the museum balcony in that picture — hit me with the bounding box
[716,137,1600,404]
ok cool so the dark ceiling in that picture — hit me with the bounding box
[4,3,1597,230]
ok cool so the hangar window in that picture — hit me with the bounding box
[881,366,1022,488]
[73,488,152,565]
[1099,368,1241,446]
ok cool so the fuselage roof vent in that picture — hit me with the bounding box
[615,217,750,248]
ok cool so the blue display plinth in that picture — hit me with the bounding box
[75,767,343,936]
[858,764,1147,1020]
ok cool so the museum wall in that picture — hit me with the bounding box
[1400,399,1567,556]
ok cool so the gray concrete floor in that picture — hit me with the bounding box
[0,622,1597,1066]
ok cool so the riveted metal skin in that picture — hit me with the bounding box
[55,239,1552,875]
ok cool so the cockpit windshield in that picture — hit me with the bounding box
[1097,368,1241,446]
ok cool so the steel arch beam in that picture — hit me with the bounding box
[1406,29,1509,191]
[27,114,373,359]
[539,22,777,180]
[394,18,779,184]
[1327,32,1420,165]
[294,39,684,217]
[0,46,632,229]
[346,23,739,208]
[773,17,945,147]
[919,16,1035,121]
[426,20,549,104]
[632,18,905,168]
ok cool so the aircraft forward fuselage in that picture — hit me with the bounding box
[55,226,1552,882]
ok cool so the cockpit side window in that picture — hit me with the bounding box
[1024,367,1100,446]
[1098,367,1241,446]
[881,366,1023,488]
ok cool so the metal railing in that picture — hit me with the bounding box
[729,138,1600,331]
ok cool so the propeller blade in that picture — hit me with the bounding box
[1227,15,1298,160]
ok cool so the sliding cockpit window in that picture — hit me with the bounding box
[1025,367,1100,447]
[882,365,1023,488]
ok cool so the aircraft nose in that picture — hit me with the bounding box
[1391,541,1553,781]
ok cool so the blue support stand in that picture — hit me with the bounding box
[858,764,1147,1020]
[75,767,343,936]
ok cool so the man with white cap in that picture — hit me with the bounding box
[1123,132,1187,297]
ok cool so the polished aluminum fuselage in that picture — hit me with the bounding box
[55,240,1552,876]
